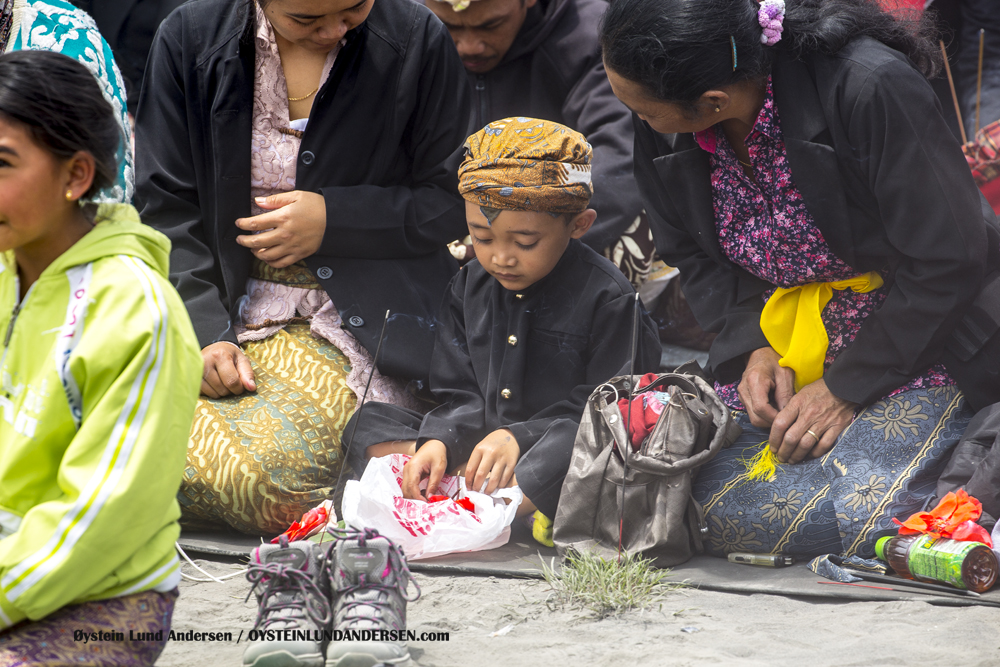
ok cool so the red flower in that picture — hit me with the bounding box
[427,494,476,514]
[271,503,331,544]
[893,489,993,547]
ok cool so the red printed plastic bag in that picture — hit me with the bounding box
[341,454,522,560]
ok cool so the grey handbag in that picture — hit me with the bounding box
[553,371,740,567]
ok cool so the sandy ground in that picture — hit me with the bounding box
[157,556,999,667]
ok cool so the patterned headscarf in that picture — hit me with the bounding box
[458,117,593,218]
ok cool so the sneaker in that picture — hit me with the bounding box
[323,527,420,667]
[243,537,331,667]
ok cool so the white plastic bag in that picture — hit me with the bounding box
[341,453,523,560]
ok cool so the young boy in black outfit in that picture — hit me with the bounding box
[346,117,660,543]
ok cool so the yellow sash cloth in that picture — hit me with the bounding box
[760,272,884,392]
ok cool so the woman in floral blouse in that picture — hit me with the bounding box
[601,0,1000,557]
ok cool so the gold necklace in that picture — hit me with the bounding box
[737,157,753,169]
[288,87,318,102]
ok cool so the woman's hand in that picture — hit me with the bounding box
[201,342,256,398]
[769,379,857,463]
[738,347,796,429]
[235,191,327,269]
[401,440,449,500]
[465,429,520,495]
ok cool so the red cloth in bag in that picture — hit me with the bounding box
[616,372,661,450]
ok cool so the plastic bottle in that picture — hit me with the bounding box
[875,534,998,593]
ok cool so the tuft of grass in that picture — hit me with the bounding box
[541,550,684,618]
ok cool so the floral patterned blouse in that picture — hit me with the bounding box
[702,78,952,410]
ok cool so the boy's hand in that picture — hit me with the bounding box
[465,429,520,496]
[401,440,449,500]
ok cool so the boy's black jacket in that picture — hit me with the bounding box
[417,239,661,467]
[135,0,471,380]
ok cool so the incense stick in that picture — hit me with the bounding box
[843,569,981,598]
[940,40,968,145]
[325,309,391,543]
[976,28,985,136]
[617,293,640,564]
[817,581,893,591]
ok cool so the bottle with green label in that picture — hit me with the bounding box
[875,534,998,593]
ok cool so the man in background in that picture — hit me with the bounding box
[427,0,654,287]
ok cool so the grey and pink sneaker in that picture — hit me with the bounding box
[243,538,331,667]
[322,528,420,667]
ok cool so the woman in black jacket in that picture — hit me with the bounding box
[601,0,1000,558]
[135,0,471,534]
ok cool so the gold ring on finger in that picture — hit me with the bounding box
[806,429,820,441]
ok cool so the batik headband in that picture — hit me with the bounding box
[458,117,594,218]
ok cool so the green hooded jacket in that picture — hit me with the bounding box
[0,204,201,627]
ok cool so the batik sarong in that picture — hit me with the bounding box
[693,386,973,559]
[0,589,176,667]
[179,324,357,535]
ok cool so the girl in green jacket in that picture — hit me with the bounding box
[0,50,202,665]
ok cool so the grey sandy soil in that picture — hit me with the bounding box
[157,557,998,667]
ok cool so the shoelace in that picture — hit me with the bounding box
[245,558,332,632]
[325,527,421,631]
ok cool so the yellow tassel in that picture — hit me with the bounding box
[739,442,781,482]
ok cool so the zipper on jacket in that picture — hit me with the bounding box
[2,280,31,351]
[2,278,26,349]
[475,75,487,129]
[0,281,31,395]
[3,302,20,348]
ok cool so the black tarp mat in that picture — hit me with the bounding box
[178,525,1000,607]
[178,522,557,578]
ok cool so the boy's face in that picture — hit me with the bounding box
[465,201,595,291]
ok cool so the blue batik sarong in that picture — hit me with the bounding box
[693,386,973,559]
